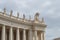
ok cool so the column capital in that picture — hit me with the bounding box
[10,26,13,29]
[16,27,19,29]
[23,28,27,30]
[29,29,32,30]
[41,31,45,33]
[2,24,5,26]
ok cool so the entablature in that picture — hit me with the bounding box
[0,8,47,30]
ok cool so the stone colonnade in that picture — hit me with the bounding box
[0,25,45,40]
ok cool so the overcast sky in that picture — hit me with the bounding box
[0,0,60,40]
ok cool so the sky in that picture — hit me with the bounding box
[0,0,60,40]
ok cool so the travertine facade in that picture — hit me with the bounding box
[0,8,47,40]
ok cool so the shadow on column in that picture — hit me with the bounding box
[0,27,2,40]
[20,30,23,40]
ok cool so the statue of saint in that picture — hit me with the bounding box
[3,8,6,14]
[10,10,13,16]
[17,12,19,18]
[34,12,39,21]
[23,14,25,20]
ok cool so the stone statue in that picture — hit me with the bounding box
[10,10,13,16]
[34,12,39,21]
[3,8,6,14]
[17,12,19,18]
[23,14,25,20]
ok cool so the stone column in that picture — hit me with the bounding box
[1,25,6,40]
[43,32,45,40]
[23,29,26,40]
[33,31,35,40]
[38,32,41,40]
[9,27,13,40]
[6,32,7,40]
[41,32,45,40]
[35,30,37,40]
[41,32,42,40]
[28,29,33,40]
[16,28,20,40]
[33,30,38,40]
